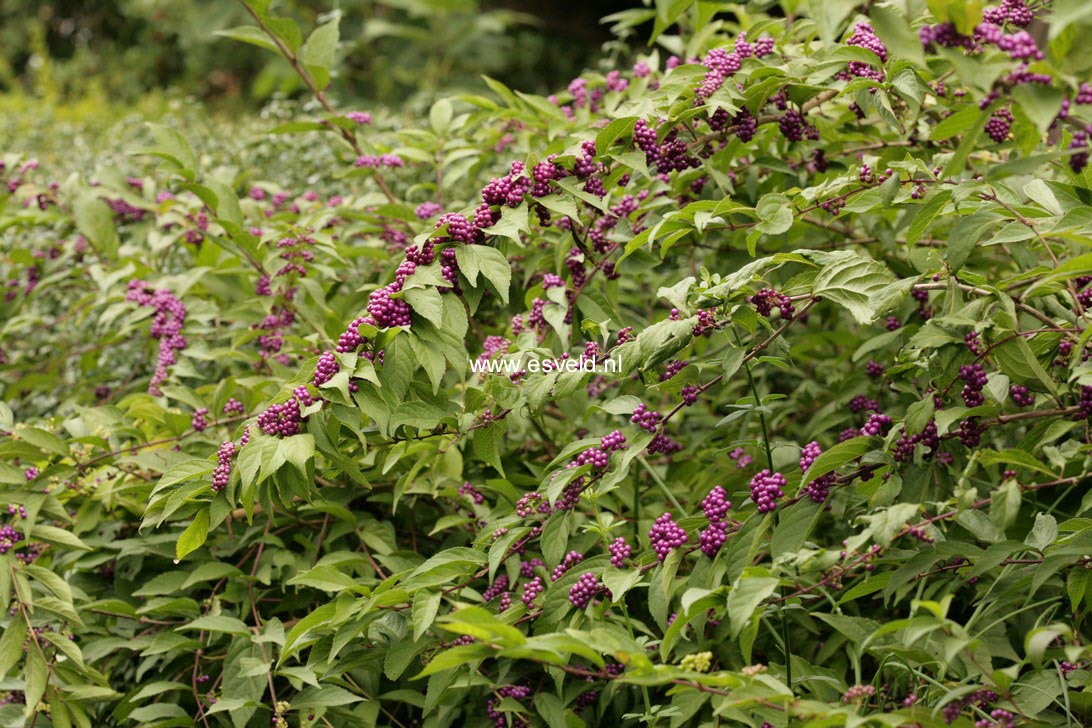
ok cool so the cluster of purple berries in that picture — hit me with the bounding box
[649,513,688,560]
[749,469,786,513]
[893,420,940,463]
[223,398,244,415]
[729,447,753,468]
[568,571,608,608]
[631,404,661,433]
[552,551,585,581]
[800,441,835,503]
[1009,384,1034,407]
[960,363,988,407]
[698,486,732,556]
[942,689,999,724]
[1076,385,1092,420]
[486,685,532,728]
[750,288,794,320]
[860,412,893,437]
[660,359,688,382]
[608,537,631,567]
[844,22,887,82]
[842,684,876,703]
[458,481,485,505]
[521,576,544,607]
[256,398,303,438]
[985,108,1013,143]
[126,280,188,396]
[212,441,237,492]
[313,351,339,386]
[515,492,551,519]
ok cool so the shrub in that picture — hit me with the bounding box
[2,0,1092,726]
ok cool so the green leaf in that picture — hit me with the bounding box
[977,449,1057,478]
[870,6,924,64]
[24,646,47,709]
[287,564,357,592]
[430,99,454,135]
[179,615,252,636]
[455,245,511,304]
[215,25,280,53]
[931,104,979,141]
[28,525,91,551]
[413,643,495,678]
[1012,84,1064,134]
[807,250,896,324]
[1026,513,1058,551]
[301,17,340,89]
[907,189,952,244]
[23,564,73,604]
[771,500,821,557]
[404,287,444,328]
[754,193,793,235]
[0,622,25,678]
[800,436,878,486]
[175,509,210,561]
[472,422,506,476]
[727,568,778,638]
[73,193,119,258]
[436,606,526,646]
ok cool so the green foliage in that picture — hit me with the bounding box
[3,1,1092,726]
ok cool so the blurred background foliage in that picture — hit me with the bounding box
[0,0,636,107]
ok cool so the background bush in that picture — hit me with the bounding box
[2,1,1092,727]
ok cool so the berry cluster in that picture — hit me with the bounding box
[850,395,880,414]
[660,359,689,382]
[681,385,699,406]
[191,407,208,432]
[212,441,236,492]
[631,403,661,432]
[698,485,733,556]
[750,288,794,319]
[515,492,550,518]
[842,684,876,704]
[1009,384,1034,407]
[552,551,584,581]
[729,447,753,468]
[942,689,999,724]
[608,537,631,567]
[985,108,1013,143]
[126,280,188,396]
[223,398,244,415]
[860,412,893,437]
[800,441,836,503]
[256,398,303,438]
[313,351,339,386]
[482,574,509,602]
[844,22,887,82]
[749,469,786,513]
[568,571,608,608]
[649,513,688,560]
[486,685,532,728]
[959,363,988,407]
[1076,385,1092,420]
[521,576,543,607]
[458,481,485,505]
[893,420,940,463]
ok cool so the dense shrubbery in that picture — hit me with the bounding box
[3,0,1092,726]
[0,0,604,105]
